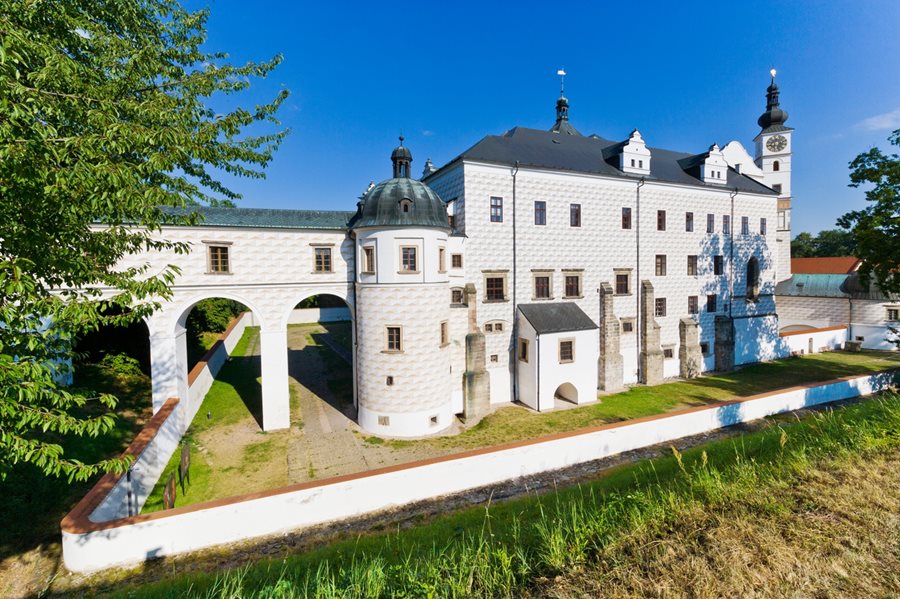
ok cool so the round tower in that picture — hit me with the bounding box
[351,138,453,437]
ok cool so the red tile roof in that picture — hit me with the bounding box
[791,256,860,275]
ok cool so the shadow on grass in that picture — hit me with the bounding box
[206,354,264,430]
[288,329,354,418]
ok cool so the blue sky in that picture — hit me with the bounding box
[196,0,900,236]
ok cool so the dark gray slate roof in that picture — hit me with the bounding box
[426,126,776,195]
[162,206,354,230]
[775,273,897,301]
[351,177,450,230]
[518,302,598,335]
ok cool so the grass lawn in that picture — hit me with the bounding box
[0,364,152,597]
[366,350,900,450]
[143,326,302,513]
[105,391,900,598]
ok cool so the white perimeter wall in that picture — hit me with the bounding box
[781,327,847,355]
[63,368,898,572]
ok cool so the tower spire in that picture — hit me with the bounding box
[391,135,412,178]
[550,68,580,135]
[757,68,789,131]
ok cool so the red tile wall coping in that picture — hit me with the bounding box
[779,324,848,338]
[186,313,245,386]
[61,397,180,533]
[61,367,900,535]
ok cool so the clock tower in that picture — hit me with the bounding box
[754,69,793,282]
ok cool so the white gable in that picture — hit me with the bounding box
[701,144,728,185]
[619,129,651,176]
[721,140,765,182]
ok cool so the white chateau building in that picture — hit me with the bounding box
[122,74,796,438]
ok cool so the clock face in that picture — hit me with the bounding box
[766,135,787,153]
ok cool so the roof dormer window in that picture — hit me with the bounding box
[399,198,413,213]
[700,144,728,185]
[619,129,652,176]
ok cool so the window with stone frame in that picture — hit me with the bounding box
[490,196,503,222]
[707,294,717,312]
[687,255,698,276]
[887,307,900,321]
[451,288,465,305]
[620,318,635,333]
[451,253,463,268]
[534,201,546,225]
[440,321,449,346]
[314,247,332,273]
[741,216,750,235]
[518,338,529,362]
[688,295,699,314]
[564,273,582,298]
[400,246,418,272]
[533,274,551,299]
[363,246,375,273]
[558,339,574,363]
[685,212,694,232]
[655,254,667,276]
[714,255,724,276]
[662,345,675,359]
[385,326,402,352]
[707,213,715,233]
[622,207,632,229]
[438,247,446,272]
[570,203,582,227]
[485,275,506,302]
[657,210,666,231]
[655,297,667,317]
[723,214,731,234]
[760,217,767,235]
[615,270,631,295]
[207,245,230,274]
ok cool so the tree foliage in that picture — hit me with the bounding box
[0,0,287,481]
[837,129,900,294]
[186,298,244,335]
[790,228,857,258]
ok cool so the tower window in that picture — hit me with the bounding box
[773,160,780,172]
[438,247,446,273]
[772,184,782,194]
[399,198,413,212]
[490,197,503,222]
[363,247,375,274]
[385,326,402,352]
[400,246,418,272]
[451,253,463,268]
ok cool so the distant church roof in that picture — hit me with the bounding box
[351,138,450,230]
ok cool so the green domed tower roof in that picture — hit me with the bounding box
[351,138,450,230]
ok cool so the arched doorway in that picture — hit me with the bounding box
[73,305,150,377]
[285,294,356,430]
[555,382,578,405]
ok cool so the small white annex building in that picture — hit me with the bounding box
[108,73,801,439]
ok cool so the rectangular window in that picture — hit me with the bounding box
[621,319,635,333]
[486,276,506,301]
[559,340,574,363]
[622,207,632,229]
[655,254,667,277]
[363,247,375,273]
[655,298,667,317]
[448,214,455,229]
[451,253,463,268]
[208,245,230,274]
[570,203,581,227]
[688,295,699,314]
[741,216,749,235]
[438,247,446,272]
[700,341,710,355]
[887,308,900,321]
[314,247,332,273]
[440,321,449,346]
[533,275,551,299]
[400,246,417,272]
[615,271,630,295]
[723,215,731,234]
[451,288,464,304]
[518,338,529,363]
[687,255,698,276]
[707,294,717,312]
[714,255,724,276]
[778,210,786,229]
[534,201,546,225]
[685,212,694,232]
[772,183,782,194]
[657,210,666,231]
[490,197,503,222]
[707,213,715,233]
[760,218,767,235]
[386,326,402,352]
[484,323,493,332]
[663,346,675,359]
[564,274,581,298]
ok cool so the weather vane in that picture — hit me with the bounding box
[557,67,566,96]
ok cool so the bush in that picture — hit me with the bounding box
[187,299,244,334]
[98,353,143,377]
